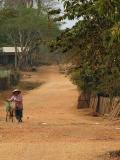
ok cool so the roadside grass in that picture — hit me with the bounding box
[0,81,44,103]
[0,68,44,105]
[0,70,11,78]
[17,81,43,91]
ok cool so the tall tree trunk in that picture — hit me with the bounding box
[14,46,18,68]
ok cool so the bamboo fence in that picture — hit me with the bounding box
[90,96,120,118]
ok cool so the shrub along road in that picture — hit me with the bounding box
[0,66,120,160]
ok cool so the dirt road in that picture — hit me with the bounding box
[0,66,120,160]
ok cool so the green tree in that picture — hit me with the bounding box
[0,3,60,68]
[51,0,120,102]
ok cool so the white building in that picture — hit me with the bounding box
[0,47,22,66]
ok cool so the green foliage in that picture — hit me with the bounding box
[0,69,20,90]
[0,3,60,67]
[48,9,61,15]
[10,70,20,86]
[0,69,10,78]
[18,81,42,91]
[52,0,120,97]
[0,7,59,44]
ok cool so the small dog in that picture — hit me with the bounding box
[5,100,14,122]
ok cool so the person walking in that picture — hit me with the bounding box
[9,89,23,123]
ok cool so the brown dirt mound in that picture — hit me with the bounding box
[100,150,120,160]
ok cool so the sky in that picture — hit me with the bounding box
[56,1,77,30]
[35,0,77,30]
[60,19,77,30]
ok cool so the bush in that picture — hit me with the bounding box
[10,70,20,86]
[0,70,10,90]
[71,65,120,98]
[0,69,20,90]
[0,77,9,90]
[18,81,42,91]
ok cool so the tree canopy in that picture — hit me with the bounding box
[50,0,120,97]
[0,0,60,68]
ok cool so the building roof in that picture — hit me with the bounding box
[2,47,22,53]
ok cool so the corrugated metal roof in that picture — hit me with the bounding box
[2,47,22,53]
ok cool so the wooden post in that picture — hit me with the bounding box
[77,91,91,109]
[96,94,100,113]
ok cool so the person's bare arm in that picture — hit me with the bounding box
[8,96,14,102]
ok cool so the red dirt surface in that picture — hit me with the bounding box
[0,66,120,160]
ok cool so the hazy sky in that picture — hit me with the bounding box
[34,0,77,30]
[56,1,77,30]
[60,18,77,30]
